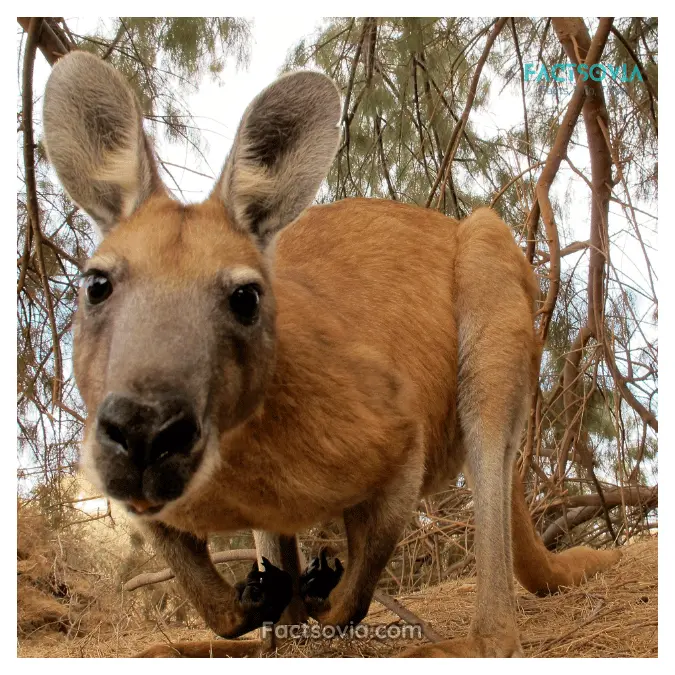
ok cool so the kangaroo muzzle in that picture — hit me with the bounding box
[92,391,206,514]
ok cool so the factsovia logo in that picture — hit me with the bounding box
[524,62,643,85]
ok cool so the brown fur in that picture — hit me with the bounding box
[42,52,621,658]
[511,468,622,595]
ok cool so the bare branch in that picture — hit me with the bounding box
[426,18,508,209]
[22,17,63,406]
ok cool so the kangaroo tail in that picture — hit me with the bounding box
[511,468,621,595]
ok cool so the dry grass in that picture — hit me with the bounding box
[17,501,110,638]
[18,536,657,658]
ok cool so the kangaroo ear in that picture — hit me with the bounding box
[43,52,163,236]
[214,71,341,248]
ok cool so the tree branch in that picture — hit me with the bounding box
[22,17,63,406]
[426,18,508,209]
[541,484,657,547]
[531,18,613,344]
[17,17,70,64]
[374,114,397,200]
[609,24,657,129]
[372,590,443,643]
[123,549,259,591]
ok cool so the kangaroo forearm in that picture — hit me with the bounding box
[143,522,245,636]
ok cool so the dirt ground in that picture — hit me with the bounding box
[18,536,657,658]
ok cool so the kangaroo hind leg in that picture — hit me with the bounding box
[302,427,425,628]
[402,211,536,657]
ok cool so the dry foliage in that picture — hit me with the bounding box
[18,514,656,658]
[17,498,260,652]
[17,496,190,643]
[18,500,105,637]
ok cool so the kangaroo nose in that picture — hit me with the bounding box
[96,393,201,468]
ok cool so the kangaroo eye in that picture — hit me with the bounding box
[229,284,261,325]
[83,272,113,305]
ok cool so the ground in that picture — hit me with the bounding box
[18,537,657,658]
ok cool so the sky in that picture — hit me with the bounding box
[155,16,325,197]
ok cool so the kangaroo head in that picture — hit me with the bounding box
[43,52,340,515]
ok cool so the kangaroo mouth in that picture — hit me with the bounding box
[126,498,165,516]
[93,427,208,517]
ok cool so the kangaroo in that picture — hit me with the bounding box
[43,51,621,658]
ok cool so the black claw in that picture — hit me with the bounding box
[234,558,293,628]
[299,547,344,601]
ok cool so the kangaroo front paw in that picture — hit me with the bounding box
[234,557,293,629]
[299,548,344,617]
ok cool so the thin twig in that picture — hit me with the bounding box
[22,17,63,406]
[426,18,508,209]
[372,590,444,643]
